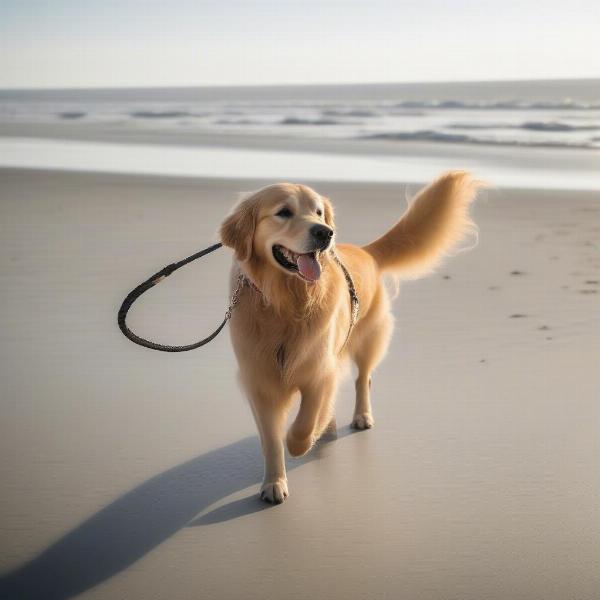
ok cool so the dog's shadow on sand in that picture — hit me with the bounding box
[0,428,353,600]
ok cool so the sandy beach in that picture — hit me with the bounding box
[1,167,599,599]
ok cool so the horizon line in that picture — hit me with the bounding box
[1,75,599,93]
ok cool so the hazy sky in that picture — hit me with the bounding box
[1,0,598,88]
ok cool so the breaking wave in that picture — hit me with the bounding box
[448,121,600,132]
[361,130,598,149]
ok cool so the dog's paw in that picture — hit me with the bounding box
[260,479,289,504]
[351,413,374,430]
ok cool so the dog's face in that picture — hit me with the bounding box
[220,183,335,283]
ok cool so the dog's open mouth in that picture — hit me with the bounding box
[272,245,321,281]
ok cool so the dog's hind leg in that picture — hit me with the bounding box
[319,414,338,440]
[287,373,337,457]
[315,394,338,441]
[350,309,393,430]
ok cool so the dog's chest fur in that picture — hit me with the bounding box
[230,288,340,386]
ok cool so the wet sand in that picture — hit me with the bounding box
[1,168,599,599]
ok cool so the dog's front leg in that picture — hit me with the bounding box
[287,372,337,457]
[249,392,290,504]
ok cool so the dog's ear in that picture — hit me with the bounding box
[220,195,258,262]
[322,196,335,229]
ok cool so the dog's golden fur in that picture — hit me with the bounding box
[220,171,481,503]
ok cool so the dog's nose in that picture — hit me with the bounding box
[310,224,334,249]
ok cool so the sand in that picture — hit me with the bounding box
[0,168,599,600]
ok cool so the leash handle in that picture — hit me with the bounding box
[117,242,231,352]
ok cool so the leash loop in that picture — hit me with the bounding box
[117,242,236,352]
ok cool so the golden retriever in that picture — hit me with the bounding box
[220,171,480,503]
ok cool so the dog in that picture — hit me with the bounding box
[219,171,480,503]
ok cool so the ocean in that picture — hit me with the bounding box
[1,79,599,189]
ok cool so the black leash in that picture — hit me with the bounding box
[117,242,234,352]
[118,243,359,353]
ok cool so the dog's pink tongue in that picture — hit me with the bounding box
[297,254,321,281]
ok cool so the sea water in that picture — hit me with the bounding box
[1,79,599,188]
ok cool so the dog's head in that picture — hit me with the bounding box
[220,183,335,283]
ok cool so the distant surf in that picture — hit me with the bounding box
[448,121,600,132]
[388,99,600,110]
[1,78,599,152]
[361,129,599,149]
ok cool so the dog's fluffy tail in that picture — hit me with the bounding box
[363,171,482,278]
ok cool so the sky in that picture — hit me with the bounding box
[0,0,598,89]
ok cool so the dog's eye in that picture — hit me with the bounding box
[276,207,293,218]
[316,209,323,217]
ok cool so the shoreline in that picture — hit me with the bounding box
[2,135,599,191]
